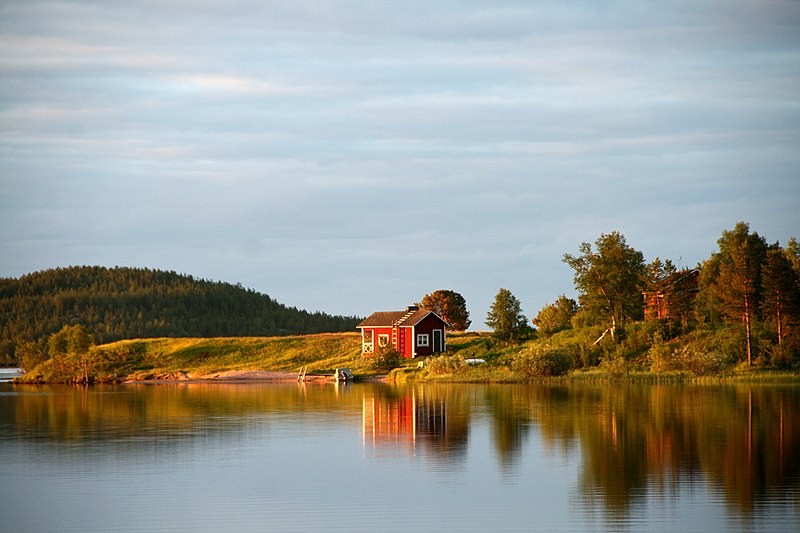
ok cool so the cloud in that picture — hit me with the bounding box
[1,1,798,323]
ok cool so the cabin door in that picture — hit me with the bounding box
[432,330,443,353]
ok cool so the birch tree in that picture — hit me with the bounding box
[563,231,645,340]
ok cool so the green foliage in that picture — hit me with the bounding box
[0,266,362,362]
[426,354,465,375]
[15,338,47,372]
[647,328,742,375]
[533,295,577,336]
[513,346,573,377]
[599,350,629,378]
[696,222,773,365]
[39,323,96,370]
[563,231,646,332]
[47,324,95,358]
[420,289,471,331]
[368,344,401,372]
[645,257,677,287]
[760,248,800,366]
[486,288,529,344]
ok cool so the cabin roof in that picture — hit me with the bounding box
[644,268,700,295]
[357,307,446,328]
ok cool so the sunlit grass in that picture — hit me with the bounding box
[17,328,800,384]
[20,333,365,383]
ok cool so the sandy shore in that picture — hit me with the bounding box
[123,369,336,383]
[201,369,304,380]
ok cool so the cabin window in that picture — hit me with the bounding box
[378,334,389,347]
[417,333,429,347]
[362,330,374,352]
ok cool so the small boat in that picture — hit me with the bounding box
[0,368,25,383]
[333,368,354,382]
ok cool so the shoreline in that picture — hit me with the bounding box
[121,369,331,384]
[116,369,389,384]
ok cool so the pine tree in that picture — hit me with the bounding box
[486,288,528,344]
[761,248,800,365]
[697,222,769,365]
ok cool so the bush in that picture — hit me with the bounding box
[368,345,401,372]
[513,347,573,377]
[426,354,465,375]
[600,351,628,377]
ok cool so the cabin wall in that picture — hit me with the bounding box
[412,314,447,357]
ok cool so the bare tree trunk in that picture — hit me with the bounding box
[744,295,753,366]
[776,304,784,363]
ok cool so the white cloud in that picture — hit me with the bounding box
[1,0,798,322]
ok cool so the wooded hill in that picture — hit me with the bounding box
[0,266,361,363]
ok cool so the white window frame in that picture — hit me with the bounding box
[378,334,389,347]
[362,329,374,353]
[416,333,429,347]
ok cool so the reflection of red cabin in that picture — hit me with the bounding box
[357,305,448,358]
[362,389,447,454]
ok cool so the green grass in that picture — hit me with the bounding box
[19,333,366,383]
[16,327,800,384]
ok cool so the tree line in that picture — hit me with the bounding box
[0,266,362,364]
[482,222,800,369]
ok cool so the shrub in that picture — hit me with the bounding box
[426,354,465,375]
[600,352,628,378]
[647,334,672,373]
[368,344,401,372]
[513,347,573,377]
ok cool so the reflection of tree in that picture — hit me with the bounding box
[4,381,799,519]
[572,386,656,517]
[483,386,532,471]
[530,384,800,518]
[6,383,369,445]
[693,386,800,514]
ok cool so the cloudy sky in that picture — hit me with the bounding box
[1,1,798,326]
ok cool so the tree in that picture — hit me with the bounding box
[786,237,800,277]
[47,324,95,358]
[563,231,646,340]
[697,222,769,365]
[761,248,800,365]
[15,339,47,372]
[485,288,528,344]
[421,290,471,331]
[533,295,577,336]
[645,257,677,289]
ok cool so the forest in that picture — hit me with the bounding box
[477,221,800,377]
[4,222,799,379]
[0,266,361,364]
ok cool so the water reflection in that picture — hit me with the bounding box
[2,382,799,521]
[362,384,469,465]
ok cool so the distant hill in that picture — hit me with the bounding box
[0,266,362,362]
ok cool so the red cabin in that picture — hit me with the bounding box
[357,305,448,359]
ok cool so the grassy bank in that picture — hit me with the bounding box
[16,329,800,384]
[18,333,365,383]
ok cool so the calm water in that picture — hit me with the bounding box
[1,382,798,532]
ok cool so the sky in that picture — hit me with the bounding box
[1,1,798,328]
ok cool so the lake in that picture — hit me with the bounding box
[1,381,798,532]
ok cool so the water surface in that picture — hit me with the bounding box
[1,382,798,532]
